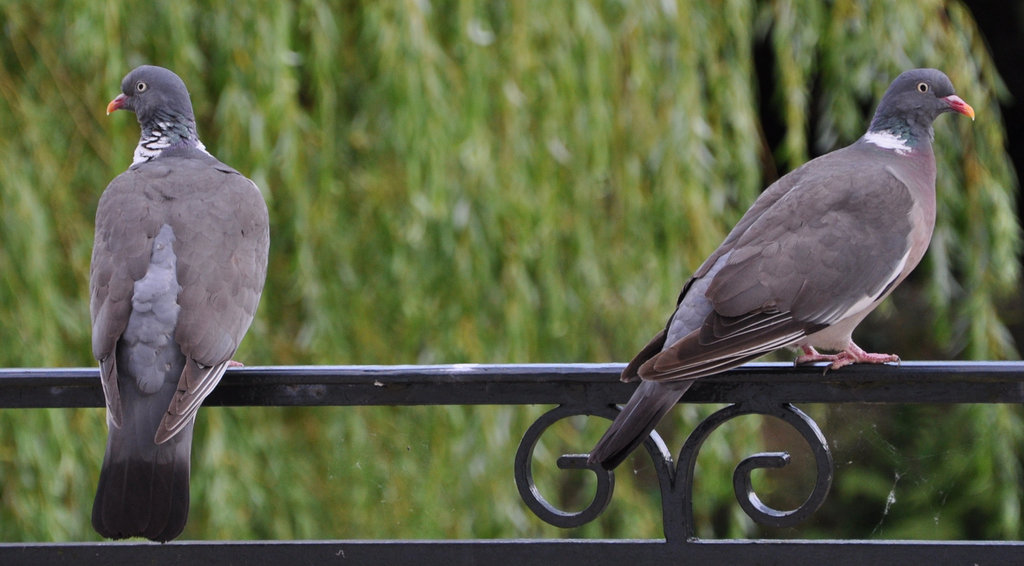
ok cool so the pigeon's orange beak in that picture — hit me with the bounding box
[943,95,975,121]
[106,93,127,115]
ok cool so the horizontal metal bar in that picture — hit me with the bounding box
[1,362,1023,409]
[3,538,1024,566]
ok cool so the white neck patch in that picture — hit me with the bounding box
[132,132,210,166]
[863,130,911,155]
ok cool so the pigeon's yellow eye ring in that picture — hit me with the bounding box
[136,81,148,92]
[917,82,929,93]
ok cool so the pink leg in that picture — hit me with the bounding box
[795,342,900,372]
[227,360,244,368]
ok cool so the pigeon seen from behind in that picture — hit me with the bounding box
[589,68,975,471]
[90,65,270,541]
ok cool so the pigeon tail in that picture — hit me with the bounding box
[91,421,193,542]
[588,380,692,470]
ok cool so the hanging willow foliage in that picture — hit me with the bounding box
[0,0,1018,541]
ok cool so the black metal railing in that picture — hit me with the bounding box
[2,362,1024,565]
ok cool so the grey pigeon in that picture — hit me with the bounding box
[90,65,269,541]
[589,68,974,470]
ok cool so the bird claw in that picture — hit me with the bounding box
[795,344,900,375]
[227,360,244,368]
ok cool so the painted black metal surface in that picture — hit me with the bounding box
[2,362,1024,563]
[4,361,1024,408]
[4,539,1024,566]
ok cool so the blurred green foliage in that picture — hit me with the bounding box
[0,0,1021,542]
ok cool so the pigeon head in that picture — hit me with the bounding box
[107,66,207,164]
[107,65,197,124]
[867,68,974,144]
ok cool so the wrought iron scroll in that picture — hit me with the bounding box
[514,399,834,541]
[513,404,675,528]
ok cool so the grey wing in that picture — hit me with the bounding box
[156,162,270,442]
[90,172,166,426]
[619,157,818,383]
[638,162,915,382]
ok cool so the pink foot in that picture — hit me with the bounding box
[227,360,244,368]
[795,343,900,372]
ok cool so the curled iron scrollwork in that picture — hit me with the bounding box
[514,399,834,540]
[675,401,834,534]
[513,404,674,528]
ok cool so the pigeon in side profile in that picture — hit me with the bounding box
[90,65,270,541]
[589,68,974,471]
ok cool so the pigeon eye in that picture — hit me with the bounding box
[135,81,148,93]
[916,82,929,93]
